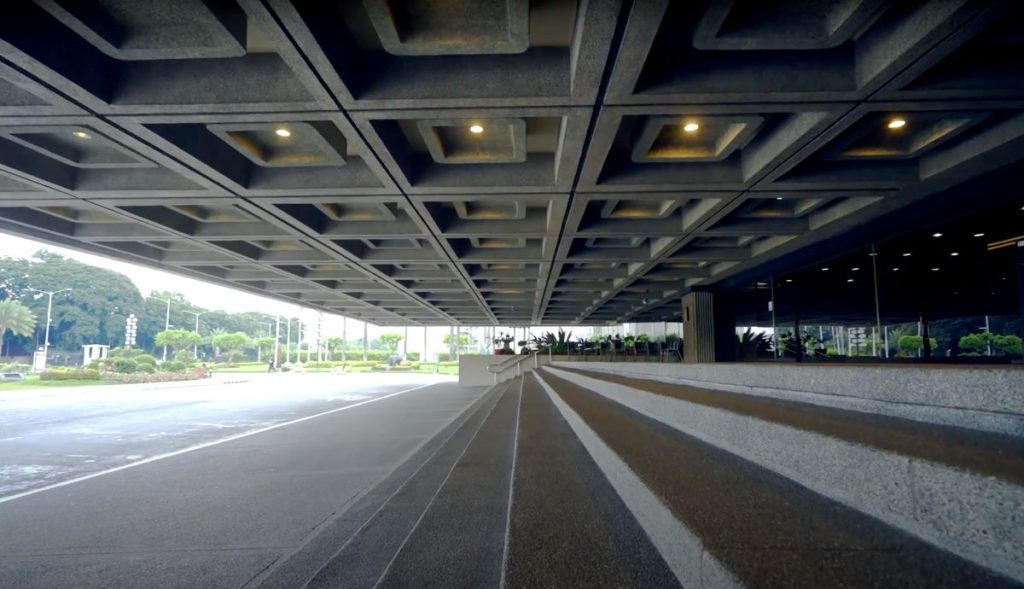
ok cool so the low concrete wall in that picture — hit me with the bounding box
[553,361,1024,434]
[459,355,501,387]
[460,354,548,387]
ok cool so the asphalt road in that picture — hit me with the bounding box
[0,373,486,588]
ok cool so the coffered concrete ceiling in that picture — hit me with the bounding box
[0,0,1021,325]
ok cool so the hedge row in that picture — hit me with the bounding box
[39,368,101,381]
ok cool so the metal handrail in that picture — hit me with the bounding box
[487,351,539,384]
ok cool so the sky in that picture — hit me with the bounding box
[0,231,297,316]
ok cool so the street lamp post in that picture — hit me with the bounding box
[284,317,292,366]
[149,295,172,361]
[26,287,72,356]
[273,315,281,370]
[185,310,209,359]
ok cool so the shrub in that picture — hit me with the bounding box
[111,358,138,373]
[340,360,375,367]
[0,362,31,373]
[109,347,144,359]
[39,368,101,381]
[226,351,247,365]
[371,364,415,372]
[174,350,196,364]
[133,354,157,366]
[304,361,334,369]
[136,364,155,374]
[108,366,210,384]
[162,361,187,373]
[405,352,420,361]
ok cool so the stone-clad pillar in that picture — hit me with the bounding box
[681,291,736,363]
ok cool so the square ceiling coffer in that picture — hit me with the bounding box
[363,0,529,56]
[631,116,763,163]
[693,0,885,51]
[825,112,987,160]
[207,122,347,167]
[417,118,527,164]
[35,0,248,60]
[1,126,154,168]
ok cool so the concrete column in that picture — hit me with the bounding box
[1017,240,1024,321]
[681,291,736,363]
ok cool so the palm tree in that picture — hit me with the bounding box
[0,299,37,358]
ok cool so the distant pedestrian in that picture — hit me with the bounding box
[267,359,275,373]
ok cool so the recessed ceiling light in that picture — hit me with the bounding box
[775,197,783,201]
[950,252,959,256]
[72,131,90,139]
[275,128,291,138]
[821,267,829,271]
[973,232,985,237]
[932,232,943,238]
[683,122,699,133]
[902,252,912,257]
[469,124,484,134]
[887,118,907,130]
[931,267,940,272]
[785,279,793,283]
[892,267,900,271]
[851,267,860,271]
[847,279,854,283]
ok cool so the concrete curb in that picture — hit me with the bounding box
[544,365,1024,584]
[533,372,741,589]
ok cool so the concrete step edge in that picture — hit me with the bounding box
[541,365,1024,584]
[550,362,1024,436]
[249,381,508,588]
[375,377,521,587]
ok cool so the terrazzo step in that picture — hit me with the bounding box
[535,368,1023,587]
[503,373,679,588]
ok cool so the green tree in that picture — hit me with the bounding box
[0,299,36,357]
[992,334,1023,357]
[212,332,251,358]
[0,251,144,351]
[897,335,937,357]
[326,336,345,360]
[443,332,474,358]
[379,332,403,352]
[957,332,990,356]
[255,336,275,361]
[155,329,203,355]
[207,327,227,356]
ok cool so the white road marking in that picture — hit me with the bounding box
[0,382,437,505]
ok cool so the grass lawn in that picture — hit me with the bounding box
[0,375,109,392]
